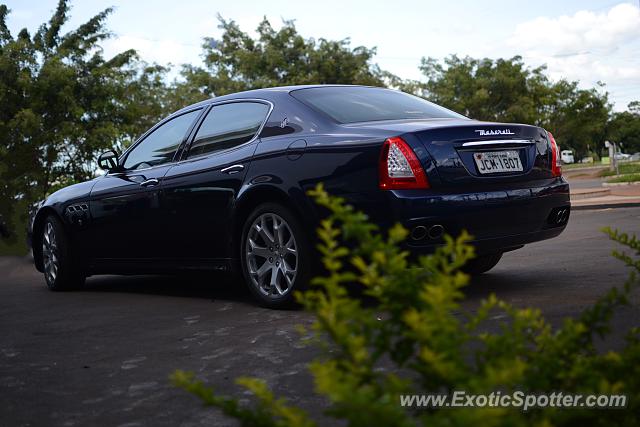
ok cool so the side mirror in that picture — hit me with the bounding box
[98,150,120,172]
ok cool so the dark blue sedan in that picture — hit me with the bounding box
[31,85,570,308]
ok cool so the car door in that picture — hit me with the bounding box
[89,109,202,262]
[161,100,272,262]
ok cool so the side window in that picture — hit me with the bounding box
[187,102,270,159]
[123,109,200,170]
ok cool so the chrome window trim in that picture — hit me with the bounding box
[461,139,535,147]
[107,162,171,175]
[182,98,274,161]
[116,107,205,173]
[108,99,274,175]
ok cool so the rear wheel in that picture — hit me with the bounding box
[240,203,310,309]
[463,252,503,275]
[41,215,85,291]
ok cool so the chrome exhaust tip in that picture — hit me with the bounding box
[410,226,428,241]
[427,224,445,240]
[556,208,569,224]
[547,207,570,226]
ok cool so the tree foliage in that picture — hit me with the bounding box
[545,80,610,158]
[608,102,640,154]
[414,55,612,158]
[174,185,640,426]
[171,15,386,105]
[417,55,550,124]
[0,1,170,239]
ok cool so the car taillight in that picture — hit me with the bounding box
[379,136,429,190]
[547,131,562,177]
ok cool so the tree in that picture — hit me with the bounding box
[417,55,551,124]
[414,55,612,158]
[171,15,386,105]
[0,1,169,239]
[545,81,611,158]
[607,101,640,154]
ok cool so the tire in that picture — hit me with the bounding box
[240,203,311,309]
[463,252,503,275]
[41,215,85,291]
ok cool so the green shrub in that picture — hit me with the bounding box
[172,184,640,426]
[606,173,640,184]
[600,162,640,177]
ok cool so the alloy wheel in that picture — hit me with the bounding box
[42,222,59,283]
[245,213,298,297]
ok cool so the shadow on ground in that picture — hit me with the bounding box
[76,265,539,313]
[82,272,254,303]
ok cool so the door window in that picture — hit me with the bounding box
[123,109,200,170]
[187,102,270,159]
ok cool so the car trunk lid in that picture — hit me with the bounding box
[345,119,555,191]
[414,122,553,189]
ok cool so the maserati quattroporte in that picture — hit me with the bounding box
[32,85,570,307]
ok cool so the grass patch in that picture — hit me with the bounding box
[563,162,599,169]
[599,162,640,177]
[606,173,640,184]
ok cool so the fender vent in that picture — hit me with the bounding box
[66,204,88,214]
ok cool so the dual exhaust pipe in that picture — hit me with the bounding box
[554,208,569,224]
[411,206,569,243]
[548,206,570,225]
[410,224,445,241]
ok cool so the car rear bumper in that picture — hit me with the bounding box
[405,226,566,256]
[378,178,570,255]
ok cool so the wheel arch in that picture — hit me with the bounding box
[31,207,64,272]
[232,185,315,259]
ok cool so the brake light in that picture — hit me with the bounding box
[547,131,562,177]
[379,136,429,190]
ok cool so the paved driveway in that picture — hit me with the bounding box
[1,207,639,426]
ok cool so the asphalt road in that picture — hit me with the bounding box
[563,168,606,190]
[566,176,605,189]
[1,207,639,426]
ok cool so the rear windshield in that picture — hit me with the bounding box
[290,86,465,124]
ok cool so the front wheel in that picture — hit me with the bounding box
[41,215,85,291]
[240,203,311,309]
[463,252,503,275]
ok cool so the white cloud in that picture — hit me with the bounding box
[506,3,640,109]
[509,3,640,56]
[525,50,640,84]
[99,14,278,73]
[102,35,201,68]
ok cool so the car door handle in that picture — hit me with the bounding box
[139,178,159,187]
[221,164,244,175]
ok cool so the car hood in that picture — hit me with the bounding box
[42,178,98,208]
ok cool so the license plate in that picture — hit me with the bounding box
[474,150,523,174]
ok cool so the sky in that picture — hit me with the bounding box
[4,0,640,111]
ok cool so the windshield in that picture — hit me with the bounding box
[290,86,465,124]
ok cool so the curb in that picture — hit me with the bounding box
[571,189,611,199]
[602,181,640,187]
[572,201,640,211]
[563,165,606,172]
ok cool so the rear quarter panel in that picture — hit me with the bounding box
[243,132,386,229]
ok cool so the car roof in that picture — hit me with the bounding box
[173,84,378,114]
[216,84,377,99]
